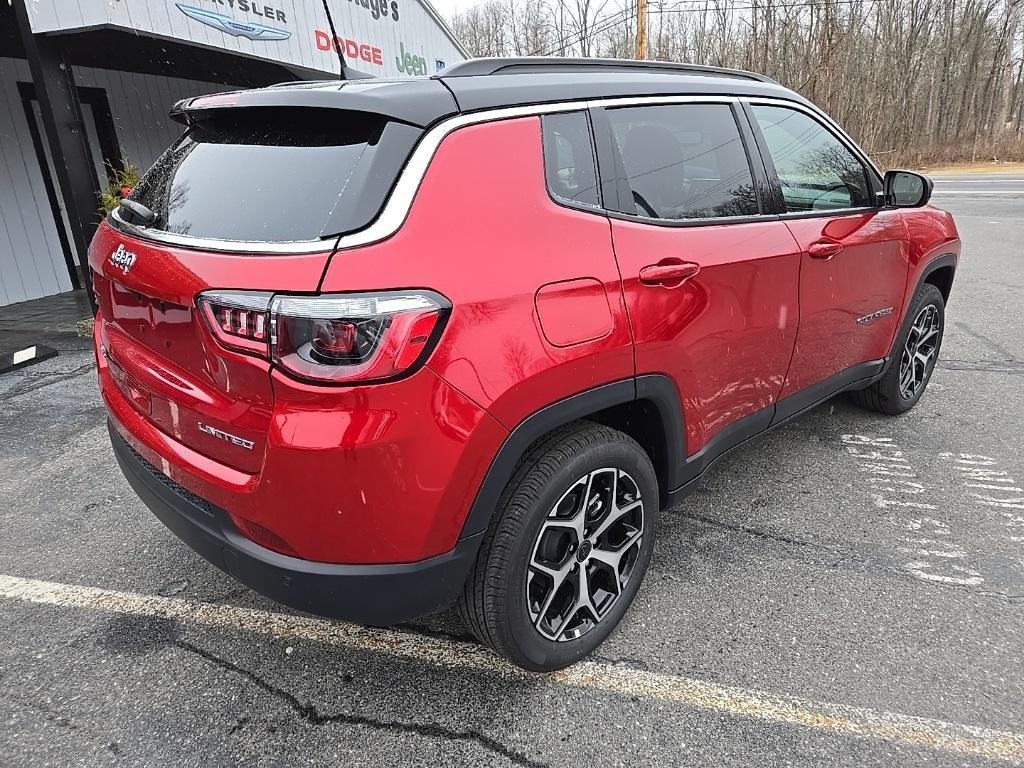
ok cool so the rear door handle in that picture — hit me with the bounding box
[808,240,843,260]
[639,261,701,286]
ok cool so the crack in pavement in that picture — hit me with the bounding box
[678,511,830,551]
[2,692,79,731]
[676,513,1024,604]
[939,359,1024,373]
[0,363,96,401]
[226,716,251,735]
[952,322,1020,361]
[4,574,1023,762]
[173,640,548,768]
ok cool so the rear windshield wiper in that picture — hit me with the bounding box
[118,199,157,226]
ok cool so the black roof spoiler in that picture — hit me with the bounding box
[439,57,777,84]
[168,79,459,129]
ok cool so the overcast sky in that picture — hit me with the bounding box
[428,0,476,21]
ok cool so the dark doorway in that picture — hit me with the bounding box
[18,82,123,289]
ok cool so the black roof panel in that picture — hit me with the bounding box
[169,59,806,127]
[438,70,806,114]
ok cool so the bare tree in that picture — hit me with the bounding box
[450,0,1024,165]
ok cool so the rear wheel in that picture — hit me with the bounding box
[851,283,945,415]
[458,422,658,672]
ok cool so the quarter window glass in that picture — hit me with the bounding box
[751,105,872,212]
[541,112,600,208]
[606,104,759,220]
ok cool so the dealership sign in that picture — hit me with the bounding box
[314,30,384,66]
[24,0,467,79]
[395,41,427,75]
[177,4,291,41]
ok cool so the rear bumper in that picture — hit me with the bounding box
[109,421,480,624]
[94,312,507,564]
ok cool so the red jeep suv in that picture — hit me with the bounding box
[91,58,959,671]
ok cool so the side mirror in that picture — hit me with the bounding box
[883,170,933,207]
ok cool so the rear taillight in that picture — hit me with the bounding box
[198,291,273,355]
[197,290,449,384]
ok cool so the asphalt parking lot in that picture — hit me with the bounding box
[1,175,1022,767]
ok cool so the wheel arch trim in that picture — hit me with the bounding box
[919,252,958,300]
[458,375,686,539]
[919,252,957,286]
[883,252,957,373]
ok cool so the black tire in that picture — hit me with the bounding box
[457,421,658,672]
[850,282,945,415]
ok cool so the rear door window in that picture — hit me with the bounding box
[126,108,418,243]
[605,103,760,220]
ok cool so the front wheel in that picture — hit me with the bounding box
[457,422,659,672]
[851,282,945,415]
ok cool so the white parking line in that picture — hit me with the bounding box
[1,573,1022,762]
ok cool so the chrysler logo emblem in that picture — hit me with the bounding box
[176,3,291,41]
[109,243,137,275]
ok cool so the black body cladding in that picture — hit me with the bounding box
[109,423,482,625]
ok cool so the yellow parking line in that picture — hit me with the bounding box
[1,573,1021,762]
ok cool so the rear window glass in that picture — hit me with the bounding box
[607,103,759,220]
[127,108,410,243]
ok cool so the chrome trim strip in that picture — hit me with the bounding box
[335,101,593,251]
[337,95,739,251]
[110,92,869,255]
[108,207,342,255]
[587,95,738,108]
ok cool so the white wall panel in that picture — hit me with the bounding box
[0,57,72,305]
[0,57,227,307]
[27,0,467,79]
[2,0,467,307]
[73,66,228,171]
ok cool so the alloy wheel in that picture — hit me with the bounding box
[898,304,941,400]
[525,467,644,642]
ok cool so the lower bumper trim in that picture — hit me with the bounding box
[108,420,479,625]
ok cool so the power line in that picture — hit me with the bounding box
[531,5,638,55]
[656,0,892,14]
[532,7,636,55]
[532,0,891,58]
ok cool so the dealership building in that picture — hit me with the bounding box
[0,0,466,308]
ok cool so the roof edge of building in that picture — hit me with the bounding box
[415,0,471,59]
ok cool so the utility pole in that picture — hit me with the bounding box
[635,0,648,59]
